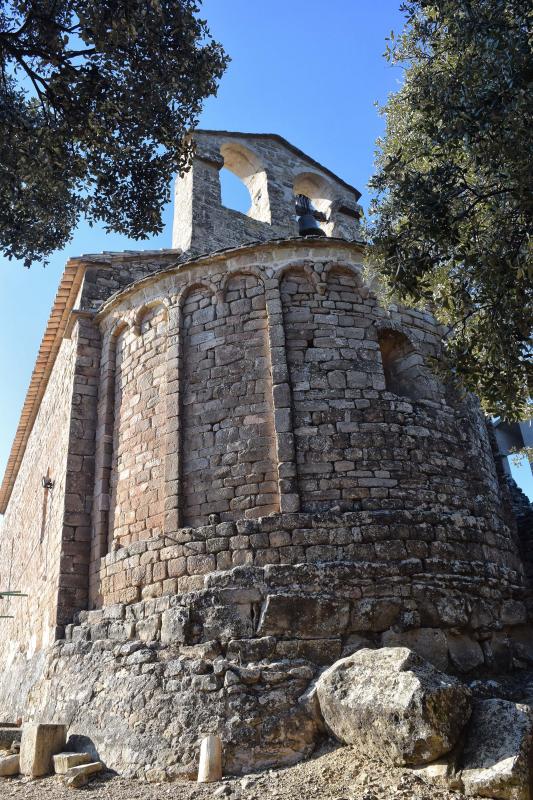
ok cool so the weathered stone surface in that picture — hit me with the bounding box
[53,751,92,774]
[257,594,349,639]
[411,755,462,790]
[461,699,533,800]
[447,634,484,673]
[19,724,67,778]
[0,129,531,785]
[381,628,449,672]
[64,761,103,788]
[0,754,20,776]
[160,607,191,645]
[316,647,471,766]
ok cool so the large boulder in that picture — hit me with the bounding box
[460,699,533,800]
[316,647,471,766]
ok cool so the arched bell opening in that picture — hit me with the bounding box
[293,172,335,237]
[220,142,271,223]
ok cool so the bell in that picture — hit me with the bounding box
[298,213,326,237]
[295,194,326,237]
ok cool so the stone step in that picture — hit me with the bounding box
[53,751,93,774]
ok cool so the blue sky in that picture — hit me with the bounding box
[0,0,532,500]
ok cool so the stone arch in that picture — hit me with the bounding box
[323,261,364,288]
[177,280,218,309]
[376,326,438,402]
[133,299,169,336]
[373,319,423,348]
[220,141,270,223]
[220,266,265,301]
[106,317,131,343]
[276,262,321,294]
[324,263,366,314]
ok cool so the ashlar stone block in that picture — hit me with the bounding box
[19,723,67,777]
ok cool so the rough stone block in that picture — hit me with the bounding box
[316,647,471,766]
[461,699,533,800]
[20,723,67,777]
[410,756,462,790]
[64,760,104,788]
[257,593,349,639]
[447,634,484,673]
[160,607,191,645]
[381,628,449,672]
[0,754,20,776]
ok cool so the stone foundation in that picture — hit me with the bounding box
[1,559,532,780]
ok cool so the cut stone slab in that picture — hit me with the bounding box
[53,752,93,774]
[316,647,471,766]
[64,761,103,788]
[0,754,20,777]
[19,723,67,778]
[0,727,22,750]
[461,699,533,800]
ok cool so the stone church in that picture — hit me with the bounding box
[0,131,531,777]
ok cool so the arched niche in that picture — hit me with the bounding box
[325,263,364,299]
[220,142,270,223]
[377,328,438,402]
[221,266,265,301]
[106,302,169,548]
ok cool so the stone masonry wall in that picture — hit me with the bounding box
[0,315,100,664]
[87,240,521,616]
[109,305,168,546]
[56,316,101,628]
[94,509,526,617]
[0,234,530,781]
[180,274,279,526]
[1,239,527,669]
[0,335,78,661]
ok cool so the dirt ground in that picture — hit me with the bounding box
[0,741,466,800]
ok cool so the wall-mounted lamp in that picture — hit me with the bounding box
[42,476,54,491]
